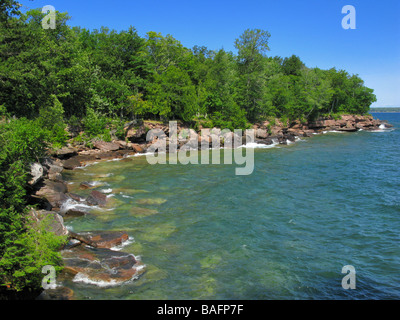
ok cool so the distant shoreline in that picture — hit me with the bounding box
[370,108,400,113]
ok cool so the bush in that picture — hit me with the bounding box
[82,107,111,139]
[37,95,68,149]
[0,117,66,293]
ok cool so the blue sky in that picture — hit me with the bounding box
[20,0,400,107]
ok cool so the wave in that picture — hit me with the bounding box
[322,130,344,134]
[60,198,94,215]
[110,236,135,251]
[239,142,279,149]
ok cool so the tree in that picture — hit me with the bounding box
[147,65,198,121]
[234,29,271,122]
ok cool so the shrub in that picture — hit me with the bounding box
[0,117,66,294]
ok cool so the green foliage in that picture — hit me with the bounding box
[0,117,66,293]
[37,95,68,148]
[82,107,111,140]
[0,214,66,292]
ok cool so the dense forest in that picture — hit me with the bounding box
[1,3,377,130]
[0,0,377,296]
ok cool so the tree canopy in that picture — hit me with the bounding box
[0,7,376,129]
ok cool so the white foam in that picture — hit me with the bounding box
[121,194,134,199]
[60,198,93,215]
[379,124,386,129]
[323,130,344,134]
[239,142,278,149]
[100,188,113,194]
[132,152,156,157]
[73,273,121,288]
[110,237,135,251]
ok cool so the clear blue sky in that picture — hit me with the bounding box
[20,0,400,107]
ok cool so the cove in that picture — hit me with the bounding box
[58,113,400,300]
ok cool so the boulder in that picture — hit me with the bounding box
[75,231,130,249]
[126,124,148,143]
[256,129,268,139]
[54,147,78,160]
[30,209,69,237]
[62,157,83,170]
[92,141,120,152]
[131,144,145,153]
[86,190,108,207]
[61,245,145,286]
[34,180,69,209]
[80,181,96,190]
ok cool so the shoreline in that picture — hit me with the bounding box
[30,114,393,299]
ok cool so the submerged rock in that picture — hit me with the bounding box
[130,207,159,217]
[86,190,108,207]
[73,231,130,249]
[61,245,145,287]
[37,286,75,300]
[136,198,167,205]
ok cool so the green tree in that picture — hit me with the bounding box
[234,29,271,122]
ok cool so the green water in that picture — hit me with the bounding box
[62,113,400,300]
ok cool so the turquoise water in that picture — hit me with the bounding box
[62,113,400,300]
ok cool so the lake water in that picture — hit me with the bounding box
[62,113,400,300]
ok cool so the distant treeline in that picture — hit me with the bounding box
[370,107,400,113]
[0,4,377,130]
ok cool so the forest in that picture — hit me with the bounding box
[0,1,377,296]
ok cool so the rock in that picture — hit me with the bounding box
[92,141,120,152]
[126,124,148,143]
[30,209,69,237]
[114,140,131,150]
[131,144,145,153]
[64,208,87,218]
[254,138,274,145]
[76,231,130,249]
[256,129,268,139]
[80,181,96,190]
[337,127,358,132]
[53,147,78,160]
[62,157,83,170]
[86,190,108,207]
[34,180,69,209]
[28,163,44,186]
[37,286,75,300]
[61,245,145,286]
[67,193,85,202]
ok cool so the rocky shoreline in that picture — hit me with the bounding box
[29,114,392,299]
